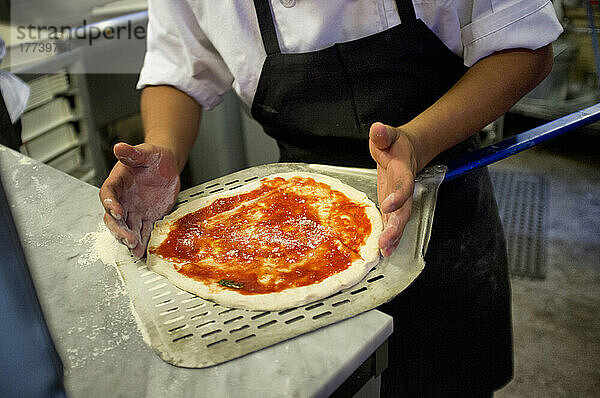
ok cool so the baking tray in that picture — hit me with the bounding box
[116,162,446,368]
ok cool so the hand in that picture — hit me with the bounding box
[369,122,419,257]
[99,142,180,258]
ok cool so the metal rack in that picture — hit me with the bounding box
[13,49,107,186]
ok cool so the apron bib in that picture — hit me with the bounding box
[250,1,512,394]
[251,0,467,166]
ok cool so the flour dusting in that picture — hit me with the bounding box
[18,156,34,165]
[10,169,59,247]
[69,222,153,369]
[77,222,132,268]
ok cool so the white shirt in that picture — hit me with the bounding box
[137,0,563,110]
[0,37,30,123]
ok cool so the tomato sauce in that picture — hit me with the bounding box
[150,177,372,294]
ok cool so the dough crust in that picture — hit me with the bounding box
[147,172,382,311]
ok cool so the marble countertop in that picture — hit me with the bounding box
[0,145,392,398]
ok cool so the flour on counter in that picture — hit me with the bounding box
[18,156,34,165]
[9,170,60,248]
[70,222,154,369]
[77,222,132,268]
[73,221,151,367]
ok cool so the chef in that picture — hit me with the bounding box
[100,1,563,395]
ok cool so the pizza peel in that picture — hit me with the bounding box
[115,104,600,368]
[116,163,443,368]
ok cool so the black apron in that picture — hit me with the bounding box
[250,0,512,395]
[0,91,22,151]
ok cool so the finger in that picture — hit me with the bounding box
[369,124,392,169]
[130,242,146,259]
[369,122,399,150]
[100,195,124,221]
[99,167,127,220]
[379,224,402,257]
[131,219,155,259]
[379,213,401,255]
[380,178,415,214]
[113,142,152,168]
[140,219,154,252]
[103,212,138,249]
[379,204,412,257]
[126,211,143,247]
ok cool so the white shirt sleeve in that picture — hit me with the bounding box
[461,0,563,67]
[136,0,234,109]
[0,36,30,123]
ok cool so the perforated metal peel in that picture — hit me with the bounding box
[116,163,445,368]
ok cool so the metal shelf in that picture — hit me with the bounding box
[14,49,107,186]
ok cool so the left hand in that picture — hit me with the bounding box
[369,122,419,257]
[99,142,181,258]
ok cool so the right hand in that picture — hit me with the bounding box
[369,123,419,257]
[99,142,180,258]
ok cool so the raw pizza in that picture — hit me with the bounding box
[146,172,382,311]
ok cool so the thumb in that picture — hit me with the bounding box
[113,142,151,167]
[369,122,399,151]
[369,123,400,168]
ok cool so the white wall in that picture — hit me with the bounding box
[188,92,279,184]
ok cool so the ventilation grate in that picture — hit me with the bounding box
[490,170,549,280]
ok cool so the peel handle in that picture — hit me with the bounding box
[444,103,600,182]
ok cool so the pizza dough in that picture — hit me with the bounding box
[146,172,382,311]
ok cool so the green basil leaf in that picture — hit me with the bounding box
[218,279,244,289]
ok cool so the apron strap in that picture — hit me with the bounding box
[394,0,417,23]
[253,0,281,55]
[252,0,418,56]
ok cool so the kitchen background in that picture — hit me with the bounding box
[1,1,599,396]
